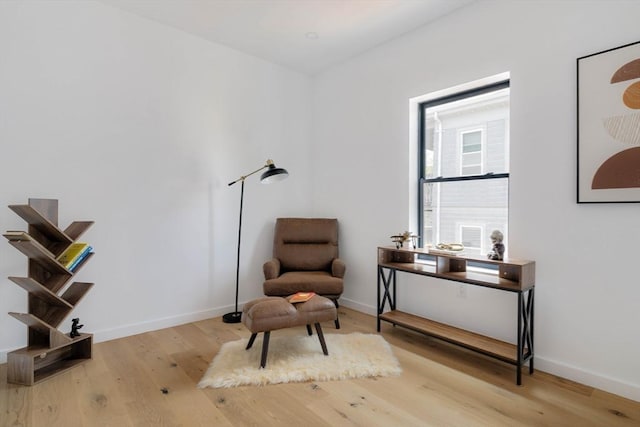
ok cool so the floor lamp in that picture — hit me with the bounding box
[223,159,289,323]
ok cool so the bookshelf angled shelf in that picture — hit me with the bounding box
[9,204,73,253]
[6,240,70,275]
[61,282,94,307]
[8,312,72,345]
[4,198,95,386]
[8,277,73,309]
[64,221,94,241]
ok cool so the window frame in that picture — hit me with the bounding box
[417,80,510,249]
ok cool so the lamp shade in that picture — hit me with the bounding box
[260,163,289,183]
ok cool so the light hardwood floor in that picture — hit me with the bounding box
[1,307,639,426]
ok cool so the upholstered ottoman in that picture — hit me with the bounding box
[241,295,338,368]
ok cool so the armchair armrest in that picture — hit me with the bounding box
[263,258,281,279]
[331,258,346,278]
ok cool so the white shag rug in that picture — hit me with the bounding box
[198,332,401,388]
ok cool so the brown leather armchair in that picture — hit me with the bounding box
[263,218,345,328]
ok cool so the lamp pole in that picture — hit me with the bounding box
[223,160,288,323]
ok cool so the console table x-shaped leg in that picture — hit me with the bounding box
[377,264,534,385]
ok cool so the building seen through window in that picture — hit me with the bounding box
[419,81,510,258]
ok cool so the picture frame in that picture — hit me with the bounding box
[577,40,640,203]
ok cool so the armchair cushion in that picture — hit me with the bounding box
[263,271,343,298]
[274,218,338,271]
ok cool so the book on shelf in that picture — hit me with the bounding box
[68,247,92,272]
[288,291,316,303]
[57,243,91,269]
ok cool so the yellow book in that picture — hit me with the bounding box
[57,243,89,268]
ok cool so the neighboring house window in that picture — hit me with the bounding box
[460,225,482,252]
[418,80,510,258]
[460,129,483,175]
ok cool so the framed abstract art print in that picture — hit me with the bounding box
[577,40,640,203]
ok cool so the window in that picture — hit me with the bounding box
[418,80,509,258]
[460,129,483,175]
[460,225,482,251]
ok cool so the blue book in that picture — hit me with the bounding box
[69,246,92,272]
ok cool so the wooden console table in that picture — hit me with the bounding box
[377,246,535,385]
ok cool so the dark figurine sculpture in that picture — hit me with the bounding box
[487,230,505,261]
[70,317,84,338]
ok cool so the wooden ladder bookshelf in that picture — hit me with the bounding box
[3,198,94,385]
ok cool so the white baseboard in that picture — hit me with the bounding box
[339,297,377,316]
[338,298,640,402]
[91,306,229,344]
[535,356,640,402]
[2,301,638,403]
[0,301,366,364]
[0,305,233,364]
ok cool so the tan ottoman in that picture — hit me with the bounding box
[241,295,338,368]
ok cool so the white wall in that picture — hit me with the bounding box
[312,0,640,401]
[2,0,639,404]
[0,1,312,360]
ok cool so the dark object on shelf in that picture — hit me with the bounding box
[224,159,289,324]
[487,230,505,261]
[70,318,84,338]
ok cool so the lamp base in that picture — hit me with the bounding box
[222,311,242,323]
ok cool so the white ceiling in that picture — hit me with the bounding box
[99,0,474,75]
